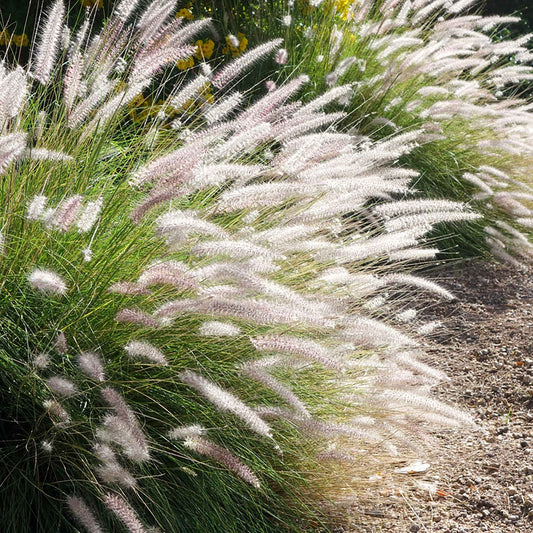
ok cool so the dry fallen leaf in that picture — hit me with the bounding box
[395,461,430,474]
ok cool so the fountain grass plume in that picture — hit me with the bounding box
[198,0,532,264]
[0,1,479,531]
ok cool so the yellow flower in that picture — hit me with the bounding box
[0,29,11,46]
[334,0,351,19]
[223,33,247,57]
[176,8,194,20]
[195,39,215,60]
[237,32,248,52]
[12,33,29,47]
[176,56,195,70]
[81,0,103,7]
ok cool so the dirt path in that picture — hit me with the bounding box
[342,261,532,533]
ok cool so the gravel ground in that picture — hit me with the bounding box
[339,261,532,533]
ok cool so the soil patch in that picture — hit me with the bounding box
[341,261,532,533]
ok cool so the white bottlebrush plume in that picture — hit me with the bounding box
[0,66,29,126]
[113,0,143,23]
[52,195,83,231]
[155,210,228,242]
[97,414,149,463]
[242,358,309,416]
[154,295,332,328]
[67,78,118,129]
[34,352,51,369]
[515,217,533,229]
[417,320,442,335]
[397,309,417,323]
[100,387,150,462]
[183,436,261,488]
[136,0,177,45]
[447,0,477,14]
[0,133,28,174]
[198,321,241,337]
[251,335,342,371]
[26,195,48,220]
[180,370,273,438]
[296,85,354,116]
[392,351,448,383]
[375,389,475,426]
[46,376,77,397]
[63,55,84,113]
[168,75,209,111]
[104,493,148,533]
[188,163,264,191]
[28,268,68,295]
[389,247,439,261]
[275,48,289,65]
[124,341,168,365]
[41,440,53,453]
[43,399,71,425]
[191,239,283,261]
[373,199,466,219]
[76,198,103,233]
[129,41,196,85]
[115,308,162,328]
[346,317,417,348]
[31,0,66,84]
[383,211,481,232]
[331,229,423,263]
[203,91,243,124]
[167,424,206,440]
[108,282,152,295]
[55,332,68,354]
[77,352,105,382]
[137,261,197,290]
[384,273,455,300]
[212,39,283,89]
[67,496,104,533]
[256,406,384,444]
[94,444,137,488]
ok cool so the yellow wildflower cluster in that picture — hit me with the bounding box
[176,8,194,20]
[298,0,351,19]
[0,30,29,47]
[81,0,103,7]
[222,32,248,57]
[176,56,195,71]
[335,0,351,18]
[12,34,29,47]
[128,94,168,123]
[195,39,215,60]
[176,39,215,71]
[128,82,214,124]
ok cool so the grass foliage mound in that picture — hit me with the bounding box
[0,0,530,531]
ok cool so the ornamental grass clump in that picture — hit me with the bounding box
[200,0,533,264]
[1,1,477,531]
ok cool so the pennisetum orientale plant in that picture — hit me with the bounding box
[197,0,533,266]
[1,1,481,531]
